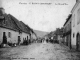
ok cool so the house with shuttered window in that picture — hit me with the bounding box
[0,8,31,45]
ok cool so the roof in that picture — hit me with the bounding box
[0,7,4,9]
[0,7,4,16]
[25,25,34,33]
[71,1,80,13]
[19,21,30,34]
[63,14,72,26]
[0,14,19,31]
[8,14,22,31]
[0,7,34,34]
[46,28,63,38]
[25,24,37,37]
[0,16,4,19]
[54,28,63,35]
[0,13,31,34]
[8,14,30,34]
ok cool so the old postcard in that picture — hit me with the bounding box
[0,0,80,60]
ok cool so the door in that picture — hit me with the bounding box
[69,35,72,49]
[27,36,28,40]
[18,36,21,45]
[3,32,7,44]
[76,33,80,51]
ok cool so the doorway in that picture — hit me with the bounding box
[27,36,28,40]
[69,34,72,49]
[18,36,21,45]
[76,33,80,51]
[2,32,7,44]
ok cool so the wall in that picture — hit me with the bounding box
[71,2,80,49]
[64,17,71,33]
[20,32,30,43]
[0,27,30,44]
[63,15,72,46]
[0,27,20,44]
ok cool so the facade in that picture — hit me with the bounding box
[53,28,63,43]
[63,14,72,49]
[25,25,37,42]
[47,28,63,43]
[0,8,31,45]
[71,0,80,50]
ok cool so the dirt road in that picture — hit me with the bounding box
[0,42,80,60]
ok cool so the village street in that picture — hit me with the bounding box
[0,42,80,60]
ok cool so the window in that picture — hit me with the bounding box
[77,8,80,24]
[64,28,66,33]
[8,32,11,38]
[3,20,6,24]
[0,9,3,16]
[23,38,24,41]
[73,33,75,38]
[68,24,69,31]
[65,27,67,33]
[70,22,71,29]
[73,14,75,27]
[3,32,6,36]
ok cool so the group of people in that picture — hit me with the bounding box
[23,39,31,45]
[45,38,59,44]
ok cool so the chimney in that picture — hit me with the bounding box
[0,7,5,16]
[76,0,80,2]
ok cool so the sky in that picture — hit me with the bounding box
[0,0,76,32]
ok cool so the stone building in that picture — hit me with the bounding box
[71,0,80,50]
[47,28,63,43]
[0,8,32,45]
[63,14,72,49]
[53,28,63,43]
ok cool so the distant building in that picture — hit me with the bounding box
[63,14,72,49]
[25,25,37,42]
[0,8,33,45]
[53,28,63,43]
[47,28,63,43]
[71,0,80,50]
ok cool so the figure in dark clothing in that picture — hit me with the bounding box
[2,32,7,44]
[18,36,21,45]
[46,39,48,43]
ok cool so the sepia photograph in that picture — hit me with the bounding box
[0,0,80,60]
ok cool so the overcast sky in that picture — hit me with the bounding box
[0,0,76,32]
